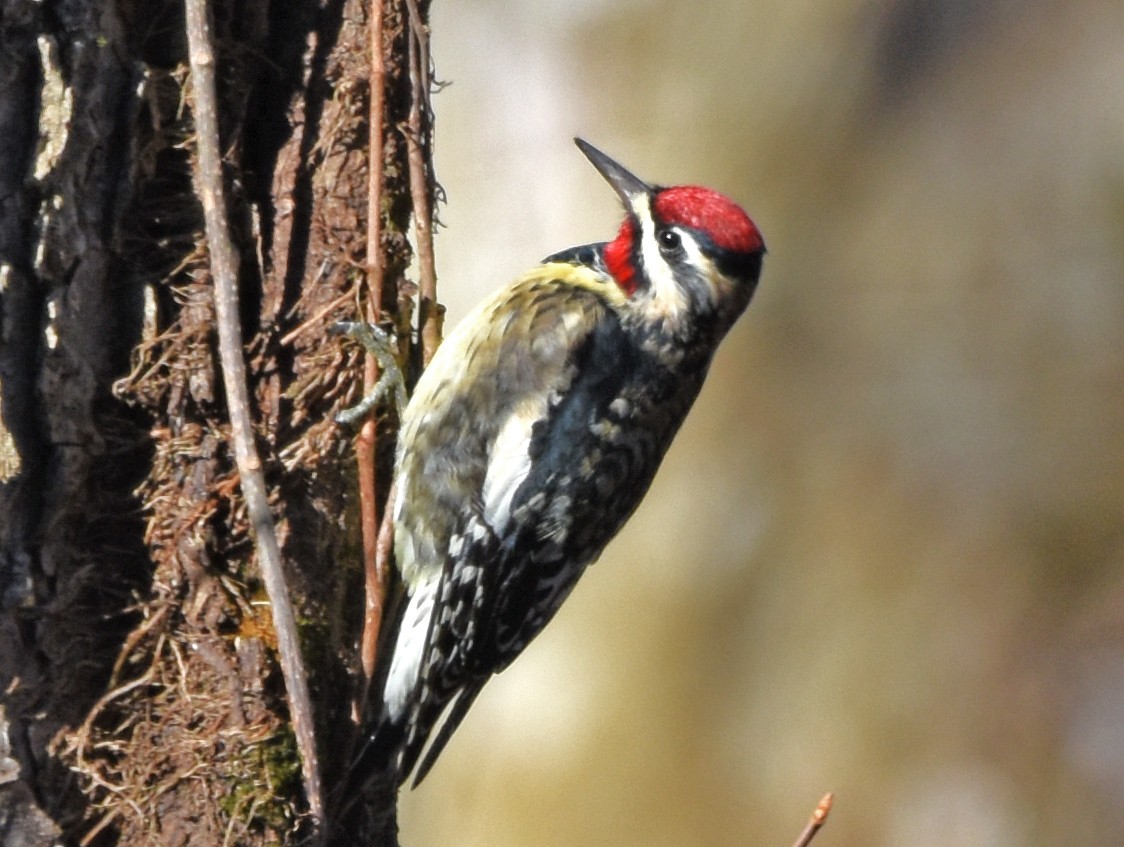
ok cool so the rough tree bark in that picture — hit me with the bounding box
[0,0,433,844]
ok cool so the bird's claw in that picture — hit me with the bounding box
[334,321,409,424]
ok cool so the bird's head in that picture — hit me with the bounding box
[576,138,765,340]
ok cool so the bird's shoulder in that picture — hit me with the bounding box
[407,254,626,413]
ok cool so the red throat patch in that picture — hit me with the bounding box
[654,186,763,254]
[604,218,639,296]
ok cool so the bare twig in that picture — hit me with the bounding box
[403,0,442,365]
[366,0,387,320]
[358,0,388,692]
[279,289,353,346]
[108,604,170,684]
[183,0,324,832]
[790,792,834,847]
[361,481,397,680]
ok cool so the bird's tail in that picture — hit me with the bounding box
[340,579,411,793]
[327,708,406,842]
[397,678,486,788]
[348,706,407,787]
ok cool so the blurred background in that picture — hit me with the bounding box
[401,0,1124,844]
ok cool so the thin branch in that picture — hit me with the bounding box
[183,0,324,833]
[279,289,353,347]
[403,0,442,365]
[790,792,834,847]
[358,0,387,690]
[362,481,397,679]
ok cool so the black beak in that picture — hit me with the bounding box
[574,138,652,212]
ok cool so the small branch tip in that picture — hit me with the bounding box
[790,791,835,847]
[814,792,834,822]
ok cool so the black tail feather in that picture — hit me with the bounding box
[401,679,487,788]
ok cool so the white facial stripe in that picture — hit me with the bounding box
[678,229,707,269]
[633,196,690,317]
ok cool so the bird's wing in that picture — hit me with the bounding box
[393,265,621,783]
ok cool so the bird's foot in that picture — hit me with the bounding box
[332,321,408,424]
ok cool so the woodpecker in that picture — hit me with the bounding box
[372,138,765,787]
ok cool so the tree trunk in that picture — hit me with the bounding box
[0,0,431,843]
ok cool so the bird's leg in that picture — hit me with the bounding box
[333,321,409,424]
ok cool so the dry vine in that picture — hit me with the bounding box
[357,0,391,693]
[355,0,443,703]
[403,0,443,366]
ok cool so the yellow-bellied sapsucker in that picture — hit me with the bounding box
[373,138,765,787]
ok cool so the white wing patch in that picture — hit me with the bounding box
[384,572,440,722]
[481,403,544,534]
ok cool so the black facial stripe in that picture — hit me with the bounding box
[714,249,763,282]
[690,230,764,283]
[630,216,648,290]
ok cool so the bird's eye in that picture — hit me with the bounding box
[657,228,682,254]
